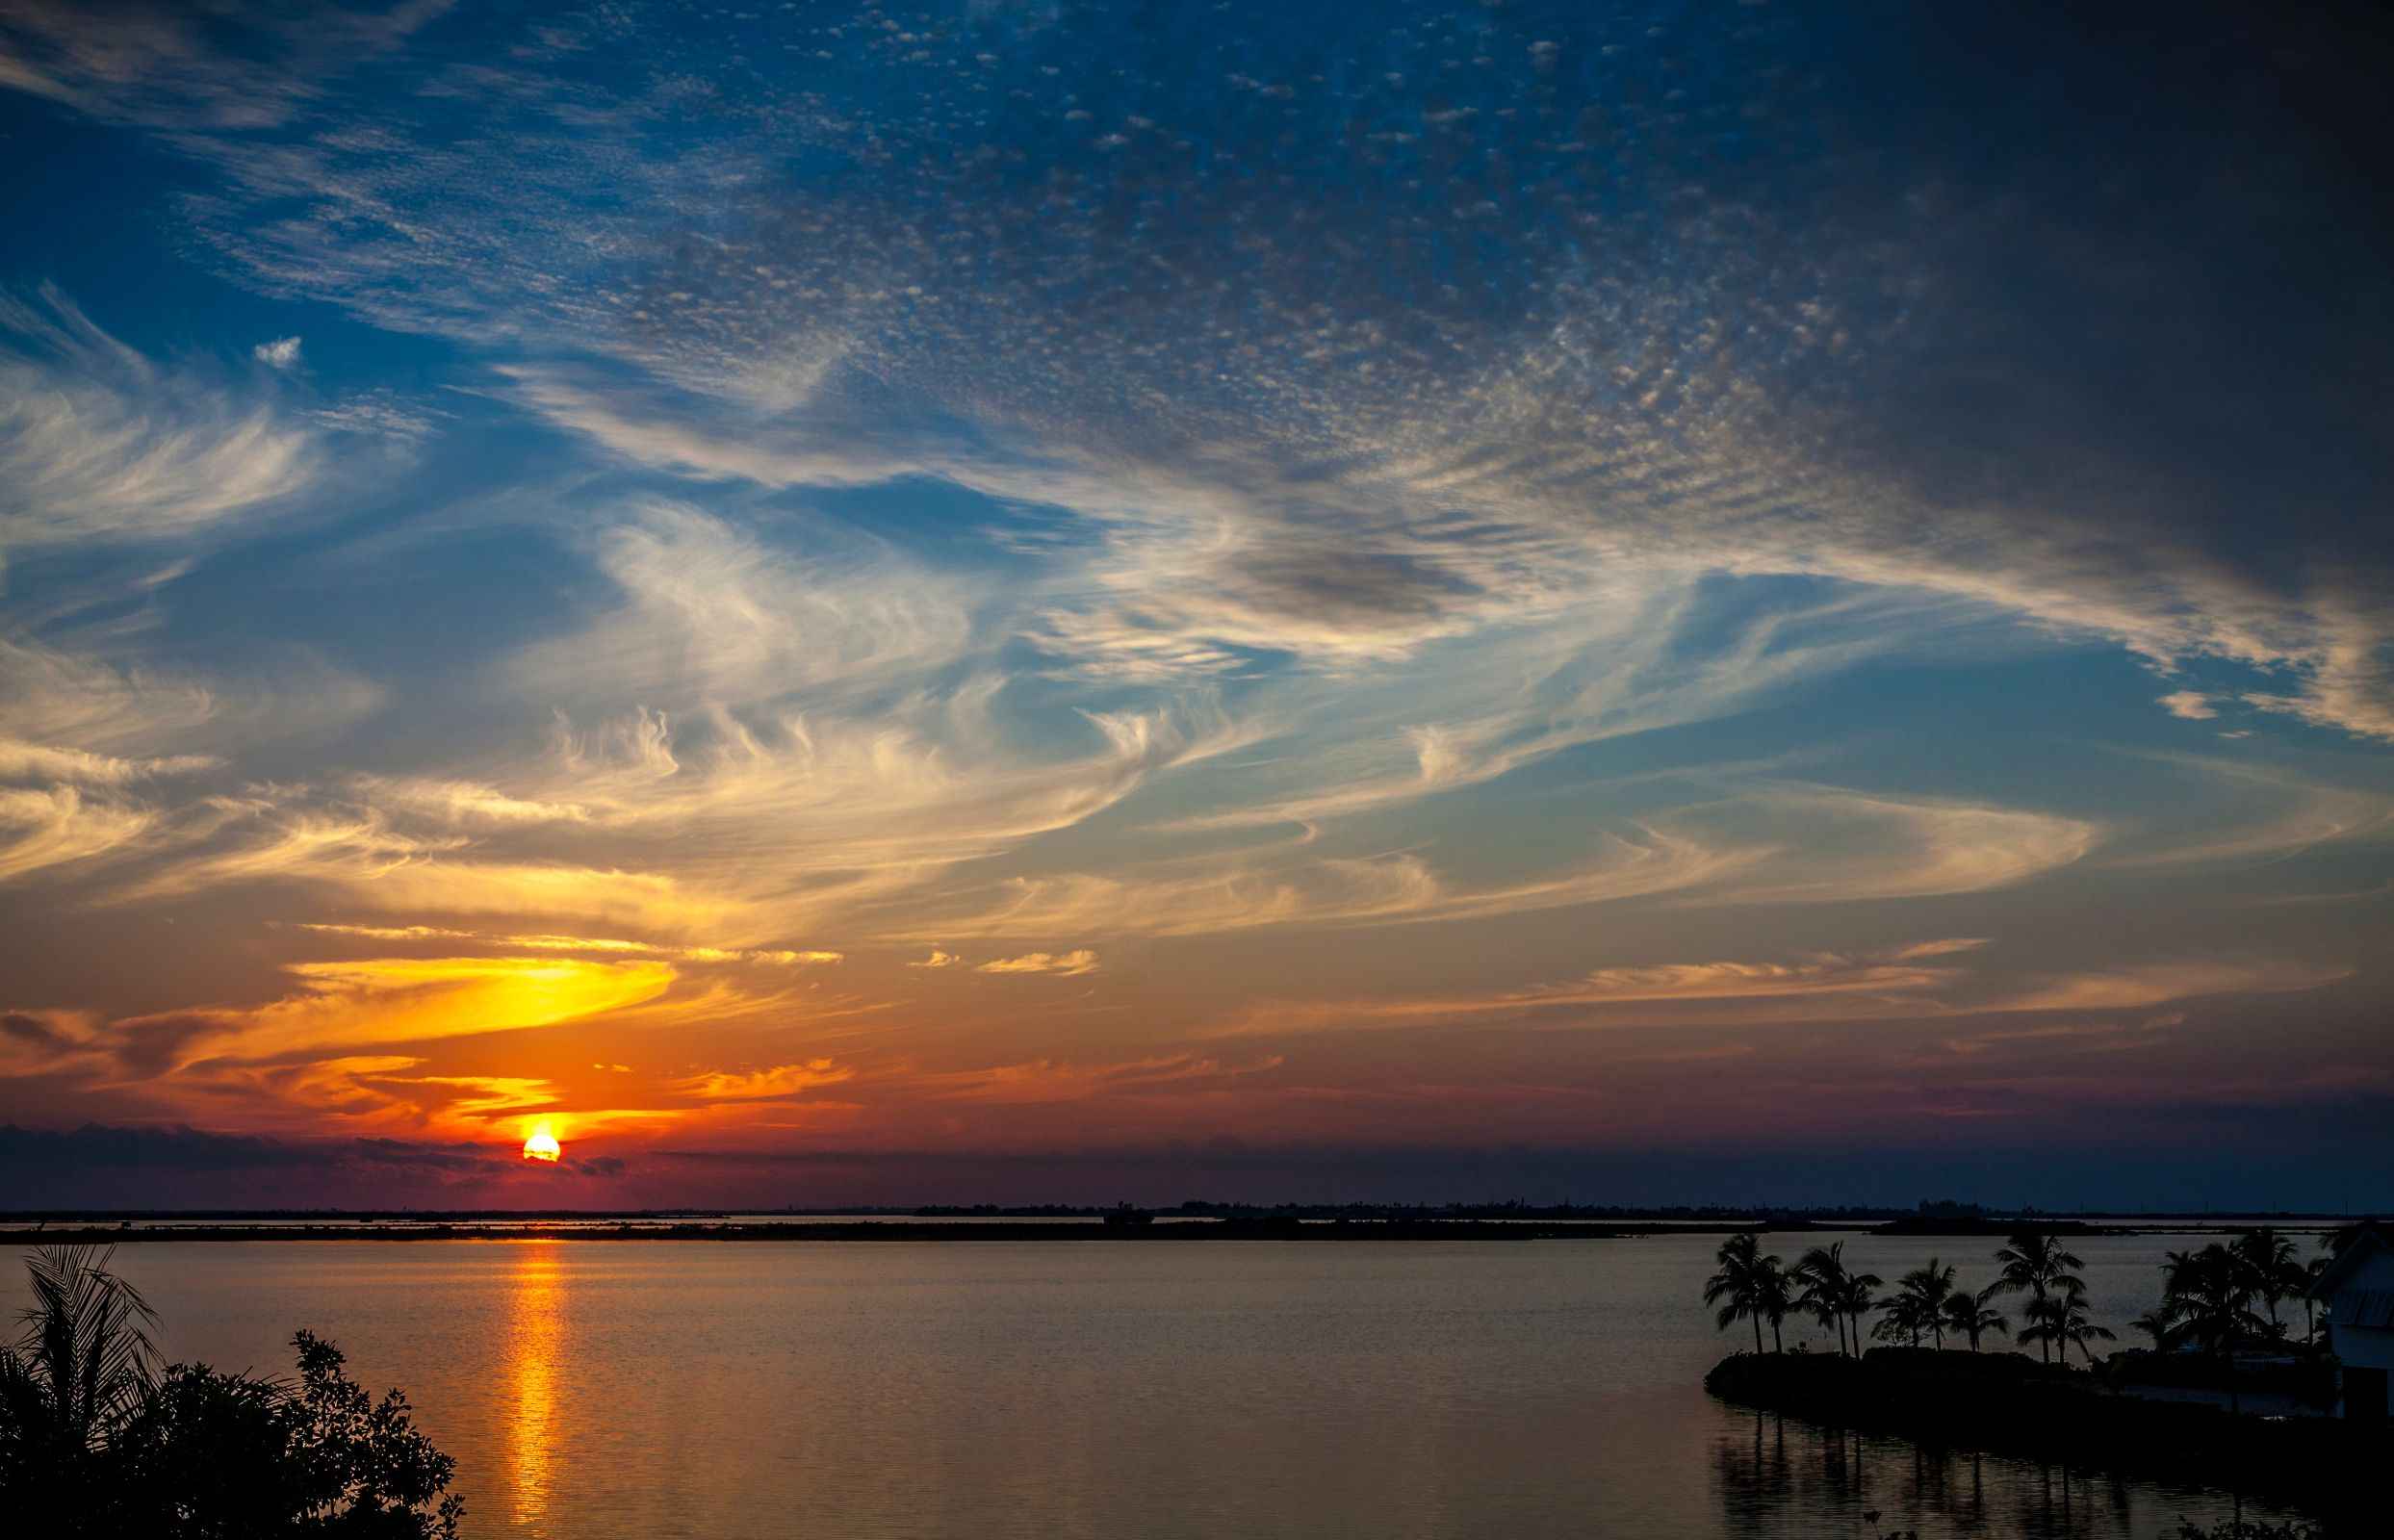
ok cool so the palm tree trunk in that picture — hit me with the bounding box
[1753,1314,1763,1355]
[1772,1319,1783,1353]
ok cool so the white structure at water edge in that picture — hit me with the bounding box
[2310,1224,2394,1421]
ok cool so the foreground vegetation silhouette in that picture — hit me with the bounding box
[1706,1223,2342,1371]
[0,1245,462,1537]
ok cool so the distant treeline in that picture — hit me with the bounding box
[919,1200,1944,1220]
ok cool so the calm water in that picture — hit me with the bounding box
[41,1232,2314,1539]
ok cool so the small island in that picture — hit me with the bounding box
[1700,1225,2391,1532]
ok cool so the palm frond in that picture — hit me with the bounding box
[10,1245,162,1449]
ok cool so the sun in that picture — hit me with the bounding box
[521,1122,562,1163]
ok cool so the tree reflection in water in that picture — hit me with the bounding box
[1712,1409,2248,1539]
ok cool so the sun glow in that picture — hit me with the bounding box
[521,1122,562,1163]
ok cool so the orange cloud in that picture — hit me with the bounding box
[673,1060,854,1102]
[907,1053,1281,1105]
[975,950,1100,977]
[1199,942,2347,1040]
[1984,959,2352,1014]
[106,955,678,1071]
[290,922,840,968]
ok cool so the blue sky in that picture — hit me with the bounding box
[0,2,2388,1208]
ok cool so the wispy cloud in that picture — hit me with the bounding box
[289,922,840,968]
[1205,941,1985,1038]
[975,950,1100,977]
[673,1060,853,1102]
[0,784,156,881]
[920,783,2090,942]
[1,286,319,547]
[116,800,750,937]
[2097,751,2394,869]
[1985,959,2352,1014]
[1206,943,2342,1040]
[0,1,452,131]
[1,954,673,1091]
[906,1053,1281,1106]
[914,826,1758,940]
[1686,788,2099,905]
[509,500,976,707]
[0,739,215,785]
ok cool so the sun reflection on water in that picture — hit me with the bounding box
[505,1244,564,1530]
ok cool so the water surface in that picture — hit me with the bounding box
[54,1232,2311,1539]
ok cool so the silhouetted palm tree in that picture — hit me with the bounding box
[2061,1305,2118,1364]
[1796,1244,1857,1356]
[0,1245,160,1462]
[1940,1293,2010,1350]
[1706,1232,1790,1354]
[1983,1230,2087,1366]
[1755,1256,1793,1353]
[2302,1253,2330,1342]
[1872,1293,1932,1348]
[2165,1242,2267,1415]
[2231,1229,2304,1339]
[1889,1259,1960,1349]
[1835,1269,1881,1357]
[2018,1290,2116,1365]
[2128,1306,2181,1350]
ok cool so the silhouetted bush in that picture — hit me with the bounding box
[0,1246,461,1537]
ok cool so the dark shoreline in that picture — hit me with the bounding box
[13,1219,1682,1243]
[6,1207,2345,1243]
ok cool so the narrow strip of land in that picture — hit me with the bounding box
[4,1212,2337,1243]
[10,1219,1667,1243]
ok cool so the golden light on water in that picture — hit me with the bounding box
[505,1244,562,1527]
[521,1122,562,1163]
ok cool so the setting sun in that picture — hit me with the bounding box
[521,1123,561,1164]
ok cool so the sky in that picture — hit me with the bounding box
[0,1,2388,1211]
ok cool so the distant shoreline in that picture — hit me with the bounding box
[4,1214,2339,1244]
[7,1208,2355,1219]
[13,1219,1681,1244]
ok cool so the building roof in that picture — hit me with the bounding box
[2309,1224,2394,1302]
[2330,1288,2394,1329]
